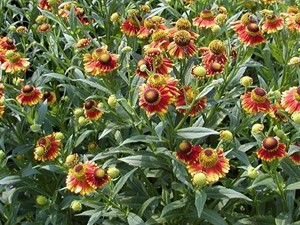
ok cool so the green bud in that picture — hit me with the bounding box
[220,130,233,142]
[71,200,82,212]
[30,123,41,132]
[107,167,120,178]
[0,150,5,160]
[247,166,258,179]
[192,172,207,188]
[36,195,47,205]
[107,95,117,108]
[292,112,300,124]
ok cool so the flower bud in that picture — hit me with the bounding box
[292,112,300,124]
[121,46,132,53]
[107,167,120,178]
[30,123,42,132]
[5,50,15,58]
[35,146,46,156]
[139,64,147,72]
[36,195,47,205]
[220,130,233,142]
[47,0,57,5]
[251,123,264,134]
[35,15,46,24]
[74,108,84,117]
[107,95,117,108]
[288,57,300,66]
[9,25,16,31]
[247,166,258,179]
[87,142,98,152]
[240,76,253,87]
[191,66,206,78]
[71,200,82,212]
[54,132,64,140]
[192,172,207,188]
[110,12,120,22]
[211,24,221,33]
[16,155,24,161]
[64,153,79,167]
[215,14,227,24]
[78,116,88,125]
[0,150,5,160]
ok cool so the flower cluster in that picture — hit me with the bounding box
[34,133,61,161]
[66,161,110,195]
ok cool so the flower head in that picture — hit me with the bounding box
[120,14,143,36]
[175,86,207,116]
[188,148,230,183]
[257,137,286,161]
[193,9,216,29]
[34,133,61,161]
[239,23,265,46]
[289,151,300,164]
[175,141,201,165]
[42,91,56,105]
[286,13,300,32]
[84,100,103,120]
[1,51,30,74]
[167,30,196,59]
[241,87,272,115]
[139,83,172,116]
[200,39,227,65]
[281,86,300,114]
[16,85,43,106]
[262,14,284,33]
[86,166,110,188]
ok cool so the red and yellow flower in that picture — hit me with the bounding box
[42,91,56,105]
[86,165,110,188]
[281,86,300,114]
[38,0,60,10]
[16,85,43,106]
[257,137,286,162]
[286,13,300,32]
[136,48,173,78]
[1,51,30,74]
[204,61,224,76]
[262,14,284,33]
[120,13,143,37]
[34,133,61,161]
[84,100,103,120]
[66,161,110,195]
[175,86,207,116]
[139,83,172,116]
[66,162,96,195]
[193,9,216,29]
[231,12,257,34]
[167,30,197,59]
[137,16,166,39]
[175,140,201,165]
[239,23,265,46]
[289,151,300,164]
[146,30,170,51]
[168,18,199,39]
[0,37,16,52]
[83,46,119,76]
[188,148,230,183]
[241,87,272,115]
[200,39,227,65]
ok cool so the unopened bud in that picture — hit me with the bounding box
[70,200,82,212]
[211,24,221,33]
[107,95,117,108]
[292,112,300,124]
[36,195,47,205]
[192,172,207,187]
[110,12,120,22]
[251,123,264,134]
[220,130,233,142]
[74,108,84,117]
[107,167,120,178]
[240,76,253,87]
[54,132,64,140]
[247,166,258,179]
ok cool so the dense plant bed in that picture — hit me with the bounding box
[1,0,300,224]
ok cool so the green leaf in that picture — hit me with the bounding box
[75,130,94,147]
[22,165,40,177]
[0,175,20,185]
[36,102,48,125]
[286,181,300,190]
[234,216,275,225]
[195,189,206,218]
[87,211,102,225]
[74,79,111,94]
[138,196,160,217]
[120,135,160,146]
[280,157,300,179]
[119,155,166,168]
[196,78,224,99]
[112,168,137,198]
[206,186,252,201]
[160,198,187,217]
[127,212,145,225]
[248,174,276,189]
[275,213,291,225]
[202,208,228,225]
[176,127,219,139]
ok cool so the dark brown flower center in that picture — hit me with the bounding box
[262,137,278,151]
[84,100,95,110]
[74,164,84,173]
[247,23,260,33]
[144,88,160,104]
[251,88,267,103]
[22,85,34,93]
[6,38,14,46]
[254,88,266,96]
[178,140,192,153]
[43,91,51,99]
